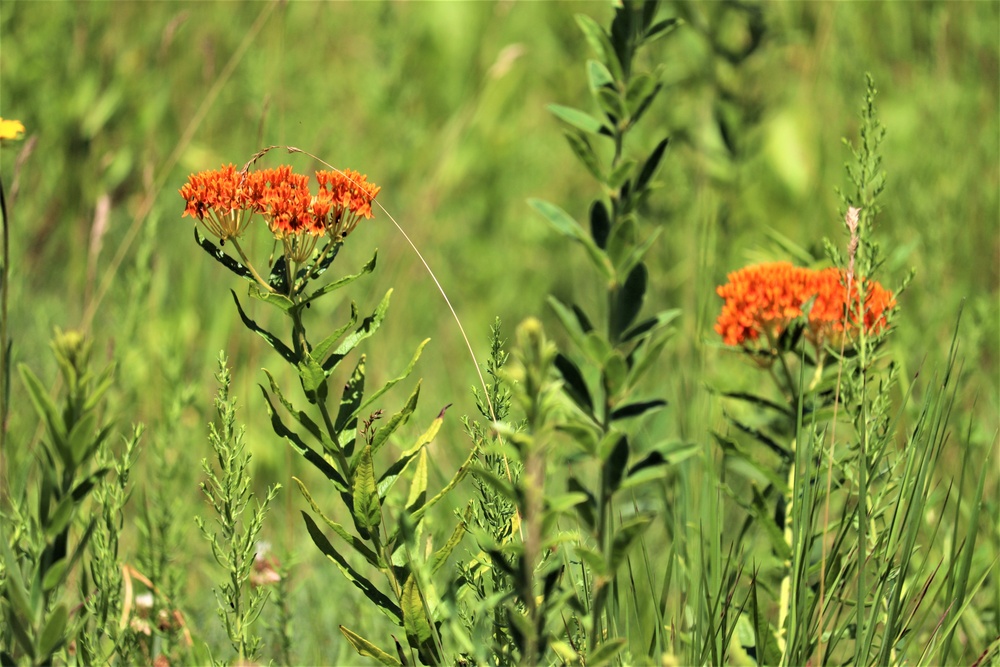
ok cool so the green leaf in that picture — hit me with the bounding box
[596,88,626,124]
[611,262,647,339]
[248,281,294,311]
[644,17,679,44]
[410,422,479,524]
[607,160,636,193]
[602,434,629,496]
[576,545,609,577]
[312,302,359,363]
[529,199,614,282]
[575,13,624,82]
[635,137,670,192]
[609,516,652,571]
[405,449,428,515]
[610,399,666,421]
[37,602,68,659]
[568,477,597,530]
[303,250,378,307]
[626,326,673,387]
[44,496,75,540]
[352,445,381,539]
[377,407,442,499]
[262,371,338,453]
[621,307,680,344]
[294,477,379,567]
[336,356,366,454]
[547,297,589,351]
[602,351,629,400]
[193,227,254,282]
[301,512,403,624]
[430,508,470,574]
[339,626,401,666]
[605,215,638,269]
[19,364,66,454]
[230,291,295,364]
[554,353,593,415]
[325,289,393,372]
[0,533,35,625]
[355,339,429,420]
[297,354,328,401]
[547,104,605,135]
[564,131,603,181]
[625,73,659,117]
[371,381,421,456]
[590,200,611,249]
[586,59,614,94]
[589,638,627,667]
[259,386,349,492]
[401,575,439,664]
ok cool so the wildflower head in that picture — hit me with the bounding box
[179,164,256,243]
[315,169,381,241]
[715,261,895,352]
[0,118,25,142]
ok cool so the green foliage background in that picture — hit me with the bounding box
[1,1,997,662]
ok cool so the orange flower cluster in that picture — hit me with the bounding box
[180,164,380,259]
[715,262,895,349]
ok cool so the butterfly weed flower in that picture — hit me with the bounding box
[715,261,895,352]
[315,169,381,241]
[179,164,257,243]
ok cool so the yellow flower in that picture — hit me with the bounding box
[0,118,25,141]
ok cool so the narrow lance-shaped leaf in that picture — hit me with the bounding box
[259,386,349,492]
[371,381,421,457]
[337,356,366,453]
[303,250,378,307]
[324,289,393,372]
[377,406,445,499]
[301,512,402,625]
[352,445,381,539]
[19,364,66,452]
[312,302,359,363]
[610,399,666,421]
[230,291,295,364]
[194,227,254,281]
[430,505,472,574]
[404,449,428,516]
[339,625,401,667]
[401,575,439,665]
[293,477,378,568]
[354,339,429,419]
[262,370,338,452]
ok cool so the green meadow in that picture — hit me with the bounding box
[1,2,997,664]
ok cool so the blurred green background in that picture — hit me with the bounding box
[1,1,997,661]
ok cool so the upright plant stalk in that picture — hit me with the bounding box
[184,158,479,664]
[524,1,683,660]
